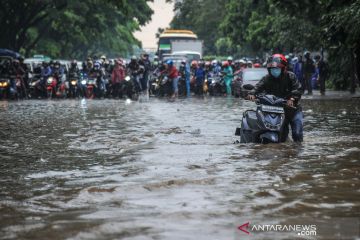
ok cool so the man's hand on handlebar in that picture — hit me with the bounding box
[246,95,256,101]
[287,98,295,107]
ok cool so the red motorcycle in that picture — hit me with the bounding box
[46,76,57,99]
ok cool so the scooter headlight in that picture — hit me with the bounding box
[125,76,130,81]
[30,81,37,86]
[47,77,54,84]
[71,80,77,86]
[81,80,87,85]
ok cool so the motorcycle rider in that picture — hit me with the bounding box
[138,52,151,95]
[227,56,234,71]
[68,60,80,78]
[222,61,233,96]
[179,60,191,97]
[165,59,179,99]
[111,59,126,98]
[8,59,26,97]
[41,61,52,86]
[247,54,303,142]
[18,56,30,91]
[194,61,205,96]
[211,60,222,75]
[127,55,142,92]
[89,61,105,97]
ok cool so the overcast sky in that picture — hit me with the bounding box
[134,0,175,49]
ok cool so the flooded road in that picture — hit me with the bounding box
[0,97,359,240]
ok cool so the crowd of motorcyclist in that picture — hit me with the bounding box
[0,51,327,100]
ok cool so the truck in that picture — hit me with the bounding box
[170,39,204,62]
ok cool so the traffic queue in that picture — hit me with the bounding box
[0,51,267,101]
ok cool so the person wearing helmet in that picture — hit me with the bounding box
[193,60,206,96]
[211,60,221,75]
[8,59,26,97]
[100,55,107,67]
[111,59,126,98]
[222,61,233,96]
[138,53,151,96]
[89,61,106,98]
[127,55,142,91]
[165,59,179,98]
[239,59,247,70]
[293,54,304,91]
[41,61,52,85]
[179,60,191,97]
[247,60,253,68]
[227,56,234,71]
[247,53,303,142]
[18,57,30,90]
[68,60,80,79]
[303,51,315,95]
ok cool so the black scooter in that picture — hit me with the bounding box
[235,85,288,143]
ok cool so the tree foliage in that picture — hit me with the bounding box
[0,0,153,59]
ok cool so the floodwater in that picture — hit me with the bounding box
[0,97,359,240]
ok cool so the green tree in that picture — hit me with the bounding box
[0,0,154,59]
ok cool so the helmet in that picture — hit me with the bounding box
[205,61,211,67]
[304,51,310,58]
[94,61,101,69]
[100,55,106,60]
[191,60,198,67]
[211,60,218,66]
[222,61,229,67]
[239,59,246,64]
[131,55,137,61]
[266,54,287,69]
[117,58,124,65]
[253,63,261,68]
[71,60,77,67]
[227,56,233,61]
[165,59,173,66]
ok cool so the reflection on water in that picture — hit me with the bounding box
[0,98,359,239]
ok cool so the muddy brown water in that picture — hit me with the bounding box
[0,97,359,240]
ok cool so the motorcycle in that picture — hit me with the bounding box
[0,78,11,99]
[67,74,86,98]
[85,76,96,99]
[28,74,44,99]
[177,76,187,97]
[46,76,57,99]
[235,85,288,144]
[208,73,225,96]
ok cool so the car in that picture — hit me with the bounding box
[233,67,268,98]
